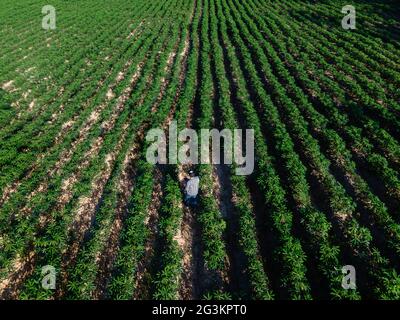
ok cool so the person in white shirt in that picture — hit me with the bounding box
[184,170,199,207]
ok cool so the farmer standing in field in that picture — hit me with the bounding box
[184,170,199,207]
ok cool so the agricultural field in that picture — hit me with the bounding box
[0,0,399,301]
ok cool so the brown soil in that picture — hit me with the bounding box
[1,80,14,91]
[0,252,35,299]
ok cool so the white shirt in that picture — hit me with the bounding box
[185,177,199,197]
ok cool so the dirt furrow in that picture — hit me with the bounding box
[177,166,204,300]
